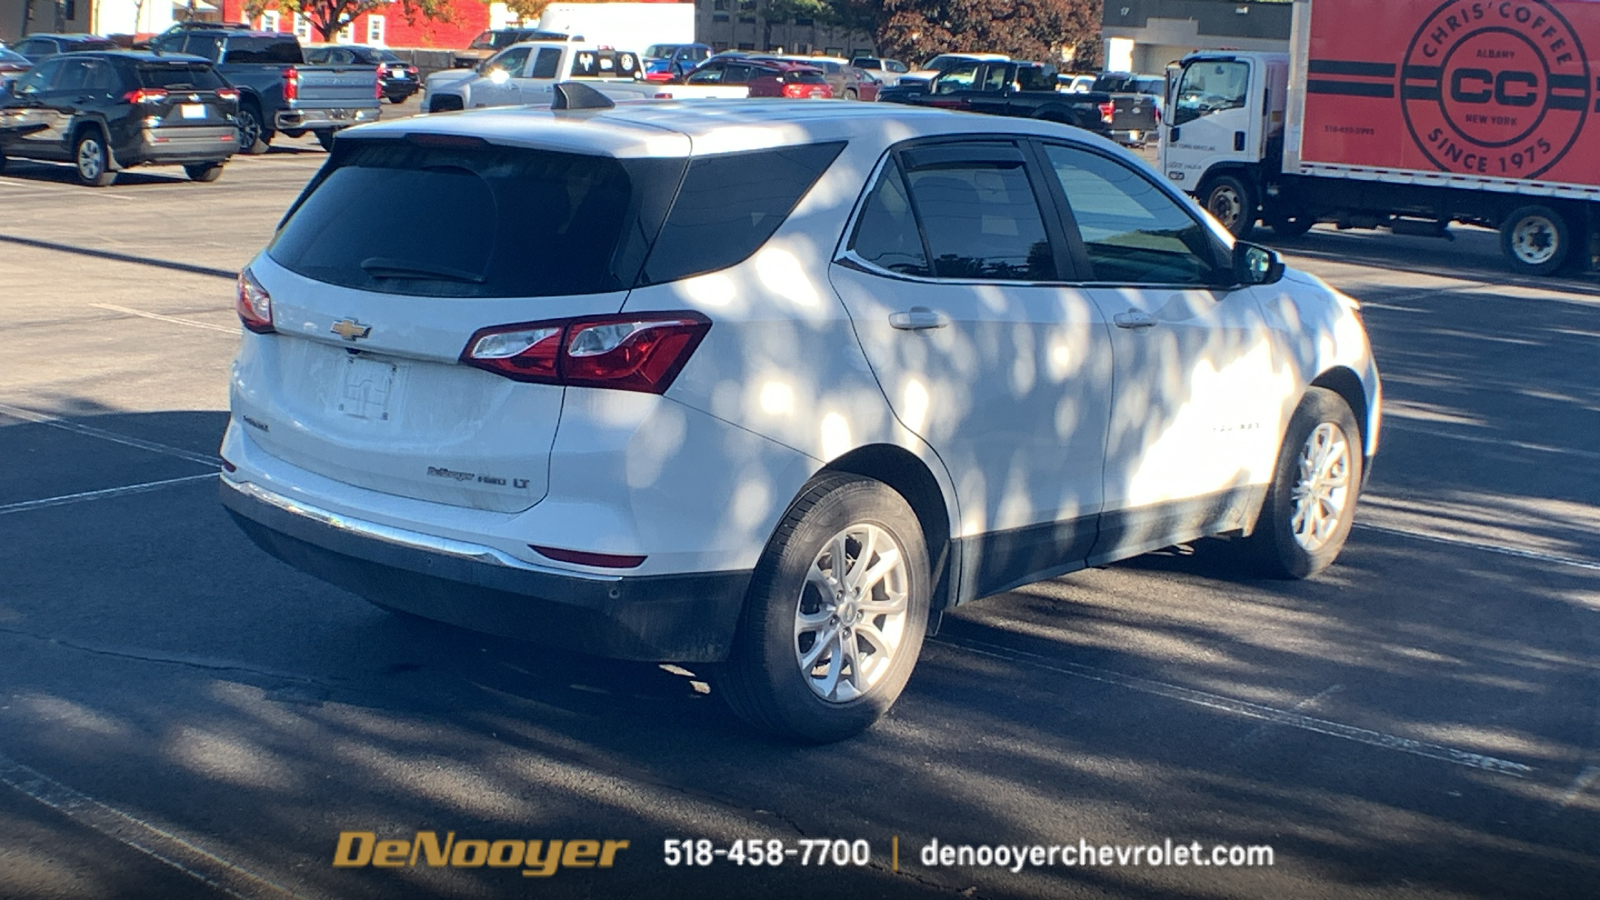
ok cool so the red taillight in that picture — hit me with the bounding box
[282,66,299,102]
[1098,101,1115,125]
[461,312,711,394]
[529,545,647,568]
[236,268,274,334]
[216,87,239,102]
[783,83,805,98]
[122,88,168,104]
[406,65,418,76]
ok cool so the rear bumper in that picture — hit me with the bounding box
[275,106,381,131]
[130,125,236,165]
[220,476,751,662]
[1109,128,1150,146]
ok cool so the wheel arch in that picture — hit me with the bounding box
[69,118,119,170]
[1310,366,1372,473]
[815,443,956,617]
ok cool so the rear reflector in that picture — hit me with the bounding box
[236,268,274,333]
[462,312,711,394]
[529,545,647,569]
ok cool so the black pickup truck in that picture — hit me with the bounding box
[148,29,382,153]
[878,60,1116,139]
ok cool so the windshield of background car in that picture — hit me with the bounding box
[221,36,303,65]
[137,62,225,90]
[269,140,685,298]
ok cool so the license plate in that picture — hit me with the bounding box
[335,356,400,421]
[181,103,205,119]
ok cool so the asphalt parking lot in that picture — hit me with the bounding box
[2,112,1599,899]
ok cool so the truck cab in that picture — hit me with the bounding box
[1159,53,1288,237]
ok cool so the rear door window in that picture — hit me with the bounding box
[221,37,304,65]
[269,139,683,298]
[638,141,846,285]
[847,156,930,277]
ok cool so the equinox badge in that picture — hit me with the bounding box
[330,318,372,342]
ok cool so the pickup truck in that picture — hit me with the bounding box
[424,41,646,112]
[878,60,1115,139]
[1090,72,1163,147]
[147,29,381,153]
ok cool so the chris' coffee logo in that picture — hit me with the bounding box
[1401,0,1591,178]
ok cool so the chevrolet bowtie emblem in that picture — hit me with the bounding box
[330,318,372,341]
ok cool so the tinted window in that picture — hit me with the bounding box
[12,58,61,93]
[52,59,91,92]
[904,158,1055,281]
[137,62,225,90]
[271,140,683,298]
[530,47,561,78]
[1042,144,1220,285]
[723,63,754,84]
[223,36,304,65]
[181,35,224,61]
[639,141,846,286]
[81,59,116,92]
[785,70,826,84]
[16,39,54,58]
[685,62,723,83]
[67,39,115,52]
[849,157,929,277]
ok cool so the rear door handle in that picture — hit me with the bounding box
[889,306,949,330]
[1114,309,1156,330]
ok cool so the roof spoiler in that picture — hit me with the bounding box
[552,82,614,111]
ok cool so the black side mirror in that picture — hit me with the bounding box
[1233,242,1285,286]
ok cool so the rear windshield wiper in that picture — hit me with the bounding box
[360,258,486,284]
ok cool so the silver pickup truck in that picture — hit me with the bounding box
[148,29,382,153]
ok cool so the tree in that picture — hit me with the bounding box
[275,0,459,42]
[839,0,1099,66]
[500,0,613,26]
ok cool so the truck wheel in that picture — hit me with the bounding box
[1203,175,1256,240]
[74,130,115,187]
[427,94,463,113]
[1243,387,1362,579]
[1499,205,1571,276]
[315,130,336,152]
[1265,208,1315,238]
[236,105,271,155]
[718,473,930,743]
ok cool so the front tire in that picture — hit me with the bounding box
[719,474,930,743]
[1245,388,1363,579]
[74,132,115,187]
[1203,175,1256,240]
[1265,206,1315,238]
[1500,205,1572,276]
[236,105,271,155]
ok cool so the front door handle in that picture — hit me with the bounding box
[1114,309,1156,330]
[889,306,949,330]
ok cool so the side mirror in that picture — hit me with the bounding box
[1233,242,1284,286]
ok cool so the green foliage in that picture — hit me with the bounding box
[830,0,1100,64]
[760,0,838,25]
[275,0,460,42]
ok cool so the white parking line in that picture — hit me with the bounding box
[0,474,216,517]
[1354,522,1600,572]
[93,303,239,335]
[0,403,220,468]
[0,753,309,900]
[935,635,1534,778]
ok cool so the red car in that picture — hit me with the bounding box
[675,56,832,99]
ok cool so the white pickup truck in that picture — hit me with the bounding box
[424,42,652,112]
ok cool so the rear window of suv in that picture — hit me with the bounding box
[137,62,225,90]
[269,139,684,298]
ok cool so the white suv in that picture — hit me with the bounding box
[221,99,1380,742]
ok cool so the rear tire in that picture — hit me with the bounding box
[236,105,271,155]
[719,474,930,743]
[1265,207,1315,238]
[1203,175,1256,240]
[74,131,115,187]
[1500,205,1572,276]
[184,162,224,183]
[1244,387,1363,579]
[388,94,407,104]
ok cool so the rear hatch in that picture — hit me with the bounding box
[239,133,685,512]
[134,60,236,129]
[1110,93,1158,134]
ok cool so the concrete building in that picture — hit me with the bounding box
[695,0,874,58]
[1101,0,1290,74]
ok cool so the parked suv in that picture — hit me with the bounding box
[0,51,237,185]
[221,100,1380,743]
[9,33,116,62]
